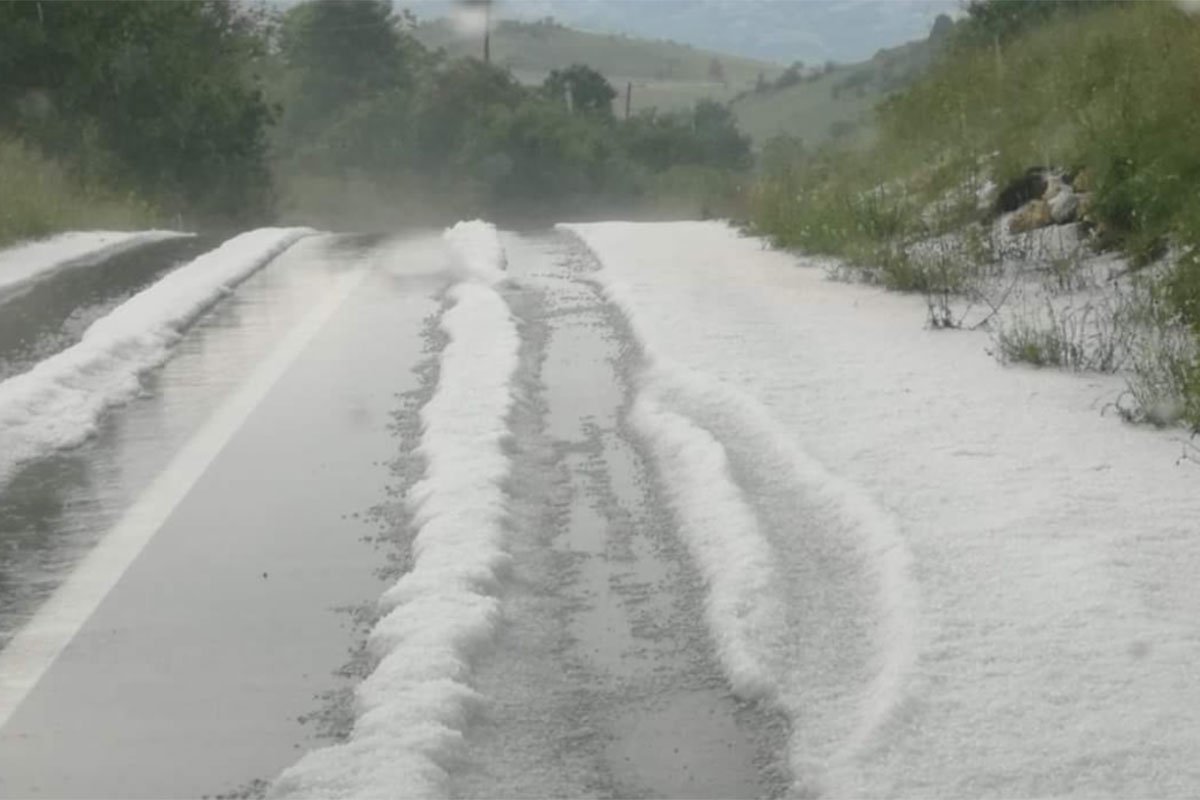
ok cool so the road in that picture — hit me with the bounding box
[0,227,785,798]
[2,221,1200,799]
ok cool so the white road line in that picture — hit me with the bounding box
[0,260,374,732]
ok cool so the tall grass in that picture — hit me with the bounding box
[0,137,157,249]
[750,1,1200,429]
[754,2,1200,259]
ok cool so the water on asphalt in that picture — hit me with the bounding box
[0,233,446,798]
[0,235,216,383]
[0,227,790,799]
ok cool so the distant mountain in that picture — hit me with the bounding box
[402,0,960,65]
[409,4,949,148]
[414,17,784,114]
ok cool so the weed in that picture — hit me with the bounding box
[0,137,156,248]
[992,299,1131,373]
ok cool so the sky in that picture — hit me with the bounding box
[402,0,964,65]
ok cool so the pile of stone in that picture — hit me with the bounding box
[996,167,1092,234]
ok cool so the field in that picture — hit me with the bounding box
[415,18,782,114]
[731,36,936,148]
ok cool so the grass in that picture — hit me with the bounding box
[731,35,936,148]
[754,2,1200,259]
[416,18,782,114]
[992,299,1131,373]
[750,1,1200,430]
[0,136,158,249]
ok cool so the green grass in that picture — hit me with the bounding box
[415,17,781,113]
[749,1,1200,430]
[732,62,881,149]
[0,137,158,249]
[753,2,1200,261]
[731,36,936,148]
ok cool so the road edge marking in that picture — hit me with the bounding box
[0,261,374,732]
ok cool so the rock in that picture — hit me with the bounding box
[1048,185,1080,224]
[996,168,1048,214]
[1008,198,1053,233]
[976,179,998,212]
[1042,173,1068,200]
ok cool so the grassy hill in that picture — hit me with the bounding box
[414,17,783,114]
[731,34,939,149]
[749,1,1200,430]
[413,15,941,148]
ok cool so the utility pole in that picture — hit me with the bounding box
[625,81,632,120]
[460,1,492,64]
[483,0,491,64]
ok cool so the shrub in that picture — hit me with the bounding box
[0,137,157,248]
[993,298,1132,373]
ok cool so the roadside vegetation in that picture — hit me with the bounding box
[0,1,275,243]
[0,136,157,245]
[749,0,1200,432]
[414,16,779,115]
[730,24,942,149]
[270,2,752,226]
[0,0,755,246]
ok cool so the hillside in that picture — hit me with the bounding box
[731,32,940,148]
[749,1,1200,431]
[414,17,783,114]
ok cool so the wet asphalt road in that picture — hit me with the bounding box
[0,235,216,384]
[0,230,784,798]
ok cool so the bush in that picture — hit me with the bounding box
[1,1,276,223]
[0,137,157,248]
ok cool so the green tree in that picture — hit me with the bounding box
[542,64,617,118]
[0,1,275,221]
[691,100,752,171]
[957,0,1112,48]
[480,97,615,202]
[278,0,424,141]
[413,58,525,167]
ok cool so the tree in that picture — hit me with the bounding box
[691,100,752,171]
[413,58,524,166]
[621,101,751,173]
[480,97,613,202]
[929,13,955,42]
[957,0,1108,48]
[278,1,423,139]
[542,64,617,118]
[0,1,276,220]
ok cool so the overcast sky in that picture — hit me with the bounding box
[403,0,963,64]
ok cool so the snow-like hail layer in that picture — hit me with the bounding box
[563,220,1200,798]
[443,219,507,285]
[0,229,190,299]
[588,246,917,796]
[628,389,785,699]
[0,227,312,487]
[269,222,518,799]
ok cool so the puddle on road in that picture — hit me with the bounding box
[0,234,445,799]
[0,235,217,382]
